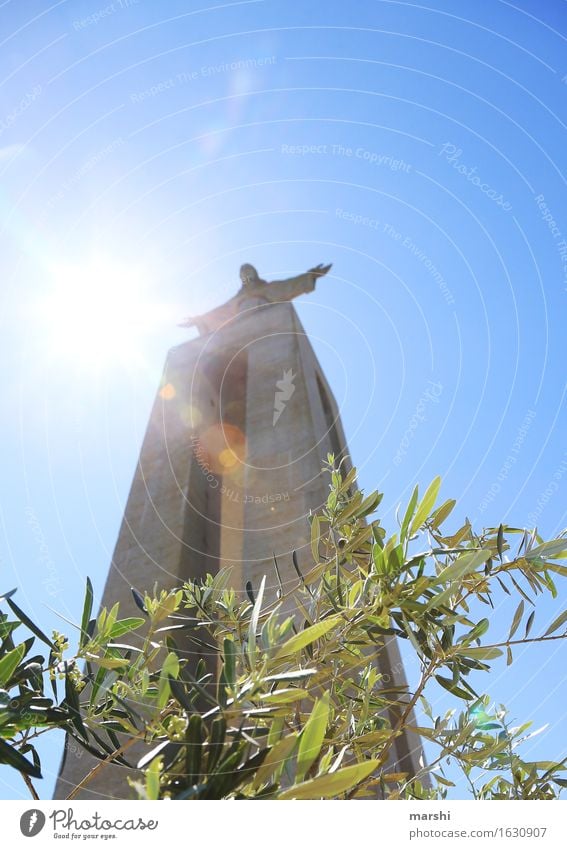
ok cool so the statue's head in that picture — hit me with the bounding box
[239,263,261,288]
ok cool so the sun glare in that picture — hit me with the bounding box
[41,259,157,368]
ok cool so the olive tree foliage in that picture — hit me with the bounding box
[1,458,566,800]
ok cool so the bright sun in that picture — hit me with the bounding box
[41,258,158,368]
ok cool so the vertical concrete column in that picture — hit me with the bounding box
[55,299,424,799]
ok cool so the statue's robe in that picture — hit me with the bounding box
[186,271,318,336]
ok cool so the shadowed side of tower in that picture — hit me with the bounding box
[54,300,421,799]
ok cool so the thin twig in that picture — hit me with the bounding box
[470,633,566,651]
[21,772,40,801]
[65,733,142,801]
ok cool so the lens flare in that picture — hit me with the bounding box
[37,258,161,369]
[199,422,246,474]
[159,383,176,400]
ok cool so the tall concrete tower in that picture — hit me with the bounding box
[55,264,421,799]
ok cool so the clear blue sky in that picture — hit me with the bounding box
[0,0,565,799]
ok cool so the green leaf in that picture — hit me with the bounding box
[497,524,504,558]
[433,772,455,787]
[278,759,379,799]
[131,588,147,615]
[526,539,567,560]
[6,599,55,649]
[0,588,17,603]
[431,499,456,529]
[248,575,266,664]
[79,577,94,650]
[207,716,226,773]
[435,549,492,584]
[409,476,441,536]
[252,733,298,790]
[86,653,128,670]
[456,647,503,660]
[168,678,192,711]
[157,651,180,708]
[435,675,474,700]
[401,616,423,656]
[400,485,419,542]
[292,551,310,590]
[245,581,255,605]
[108,618,145,639]
[339,466,358,494]
[310,514,321,562]
[0,737,42,778]
[543,609,567,637]
[508,600,524,640]
[547,563,567,578]
[274,616,340,659]
[0,642,26,687]
[63,670,88,742]
[145,755,162,800]
[296,693,330,782]
[424,584,455,612]
[356,491,382,519]
[467,618,489,642]
[185,714,203,785]
[206,567,234,603]
[223,638,236,687]
[524,610,535,639]
[260,688,310,704]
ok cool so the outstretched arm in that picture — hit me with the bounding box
[307,263,332,279]
[264,263,333,302]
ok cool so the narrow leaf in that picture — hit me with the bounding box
[223,638,236,687]
[508,600,524,640]
[108,618,145,639]
[435,675,474,700]
[145,756,162,800]
[310,515,321,562]
[168,677,193,712]
[497,525,504,558]
[467,618,489,642]
[296,693,330,781]
[526,540,567,560]
[79,577,94,650]
[185,714,203,785]
[6,599,55,649]
[207,716,226,773]
[0,737,42,778]
[409,476,441,536]
[248,575,266,664]
[456,647,503,660]
[131,588,147,615]
[272,554,284,598]
[400,485,419,542]
[278,759,379,799]
[0,642,27,686]
[252,734,298,790]
[431,499,456,529]
[274,616,340,659]
[245,581,255,605]
[524,610,535,639]
[544,609,567,637]
[435,549,492,584]
[292,550,307,588]
[0,588,17,603]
